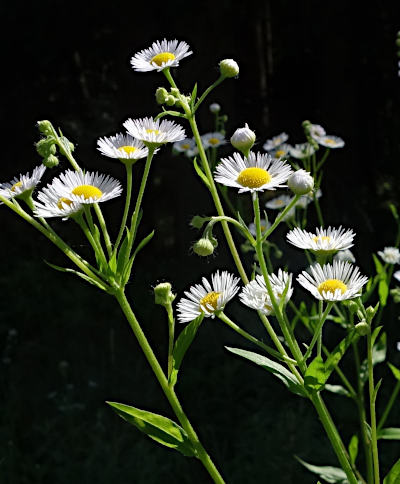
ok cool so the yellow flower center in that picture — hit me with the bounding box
[200,291,221,312]
[237,167,271,189]
[208,137,220,146]
[118,146,137,155]
[312,236,331,244]
[151,52,176,66]
[57,197,73,209]
[275,149,285,158]
[11,181,23,192]
[72,185,103,200]
[324,138,335,144]
[318,279,347,295]
[181,143,190,150]
[146,128,161,135]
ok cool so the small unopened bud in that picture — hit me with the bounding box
[355,321,370,336]
[37,120,53,136]
[156,87,169,104]
[348,301,358,314]
[36,137,56,157]
[230,123,256,155]
[287,169,314,195]
[43,154,59,168]
[221,115,228,122]
[165,95,176,106]
[209,103,221,114]
[366,304,379,322]
[219,59,239,78]
[193,238,215,257]
[154,282,175,306]
[170,88,180,97]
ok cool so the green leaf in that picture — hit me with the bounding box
[132,230,155,261]
[169,314,204,388]
[383,458,400,484]
[226,347,307,397]
[348,434,358,466]
[371,326,383,347]
[44,261,108,291]
[379,278,389,306]
[295,456,348,483]
[304,356,326,392]
[193,157,211,189]
[106,402,196,457]
[325,329,358,380]
[378,428,400,440]
[372,378,382,403]
[388,362,400,381]
[116,228,132,276]
[325,384,351,397]
[108,251,117,275]
[190,83,198,108]
[373,253,385,275]
[389,203,399,221]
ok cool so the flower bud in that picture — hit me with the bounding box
[347,301,359,314]
[366,304,379,322]
[154,282,176,306]
[219,59,239,78]
[43,154,59,168]
[287,169,314,195]
[193,238,215,257]
[37,120,53,136]
[209,103,221,114]
[230,123,256,155]
[155,87,169,104]
[36,137,56,157]
[165,95,176,106]
[355,321,370,336]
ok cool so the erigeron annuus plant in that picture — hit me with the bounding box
[2,37,400,484]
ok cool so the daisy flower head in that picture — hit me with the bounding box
[263,132,289,152]
[124,117,186,148]
[214,151,293,194]
[202,132,226,149]
[97,133,149,163]
[173,138,196,153]
[378,246,400,264]
[130,39,192,72]
[270,143,292,161]
[316,135,345,149]
[309,123,326,140]
[33,185,83,219]
[334,249,356,264]
[297,260,368,301]
[240,269,293,315]
[49,170,122,205]
[265,194,292,210]
[287,226,355,255]
[0,165,46,200]
[176,271,240,323]
[289,143,317,159]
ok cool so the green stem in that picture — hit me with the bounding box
[316,148,330,171]
[377,380,400,431]
[75,215,106,263]
[317,300,323,358]
[314,191,324,226]
[114,163,133,253]
[262,195,301,240]
[163,68,177,89]
[367,331,380,484]
[302,302,333,362]
[166,304,175,380]
[115,290,225,484]
[84,205,108,267]
[206,216,256,245]
[94,203,112,258]
[194,76,225,112]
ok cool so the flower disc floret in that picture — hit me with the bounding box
[0,165,46,200]
[130,39,192,72]
[176,271,240,323]
[297,260,368,301]
[214,151,292,194]
[97,133,149,161]
[287,226,355,254]
[124,117,186,147]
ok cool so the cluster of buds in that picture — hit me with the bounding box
[155,87,190,108]
[302,120,319,150]
[36,120,75,168]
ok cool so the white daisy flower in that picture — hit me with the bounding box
[297,260,368,301]
[97,133,149,162]
[378,246,400,264]
[130,39,192,72]
[289,143,317,159]
[334,249,356,263]
[270,143,292,160]
[248,218,271,236]
[287,226,355,254]
[263,132,289,151]
[214,152,292,194]
[240,269,293,315]
[33,185,83,219]
[265,194,292,209]
[296,188,322,209]
[201,132,226,149]
[316,135,345,149]
[0,165,46,200]
[394,270,400,282]
[173,138,196,153]
[176,270,240,323]
[309,123,326,140]
[186,146,199,158]
[123,117,186,147]
[48,170,122,205]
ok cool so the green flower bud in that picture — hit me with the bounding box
[366,304,379,322]
[36,137,56,157]
[221,115,228,122]
[219,59,239,78]
[165,95,176,106]
[287,169,314,195]
[390,287,400,303]
[347,300,359,314]
[156,87,169,104]
[193,238,215,257]
[154,282,175,306]
[355,321,370,336]
[37,120,53,136]
[43,154,59,168]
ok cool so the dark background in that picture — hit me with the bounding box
[1,1,400,483]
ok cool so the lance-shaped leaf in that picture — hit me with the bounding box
[106,402,196,457]
[226,347,307,397]
[348,434,358,466]
[295,456,348,483]
[384,458,400,484]
[388,362,400,381]
[325,384,351,397]
[44,261,108,292]
[193,157,211,189]
[122,230,154,285]
[169,314,204,388]
[378,428,400,440]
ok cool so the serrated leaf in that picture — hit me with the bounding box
[106,402,196,457]
[226,347,307,397]
[193,158,211,189]
[378,428,400,440]
[169,314,204,388]
[295,456,348,483]
[383,458,400,484]
[325,384,351,397]
[348,434,358,466]
[388,362,400,381]
[304,356,326,392]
